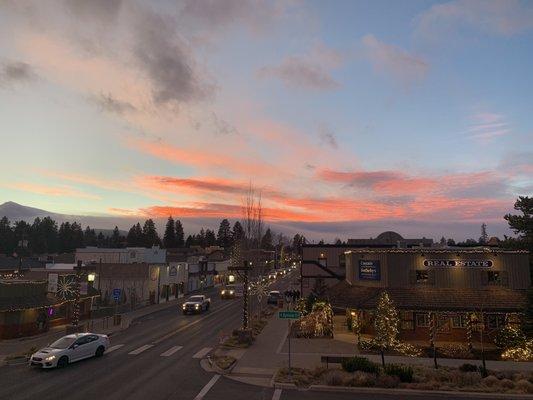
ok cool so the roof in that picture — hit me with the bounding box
[345,248,529,254]
[0,257,45,270]
[327,281,527,313]
[0,294,57,312]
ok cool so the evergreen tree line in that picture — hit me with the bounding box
[0,214,310,256]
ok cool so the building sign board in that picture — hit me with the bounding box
[423,259,493,267]
[279,311,301,319]
[359,260,381,281]
[113,288,121,301]
[47,273,58,293]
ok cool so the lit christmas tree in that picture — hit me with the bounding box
[373,291,400,366]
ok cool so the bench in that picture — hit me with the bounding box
[320,355,351,368]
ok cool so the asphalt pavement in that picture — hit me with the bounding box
[0,271,517,400]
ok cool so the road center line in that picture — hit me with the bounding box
[160,346,183,357]
[272,388,282,400]
[128,344,154,355]
[193,374,220,400]
[106,344,124,353]
[192,347,212,359]
[153,300,237,345]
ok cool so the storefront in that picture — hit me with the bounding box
[328,248,530,342]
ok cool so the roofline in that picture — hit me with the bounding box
[344,248,529,254]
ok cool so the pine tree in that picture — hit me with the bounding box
[232,221,244,244]
[111,226,121,247]
[374,291,400,366]
[185,234,193,247]
[0,216,15,255]
[163,216,176,248]
[175,220,184,247]
[84,226,97,246]
[217,219,232,249]
[261,228,273,250]
[205,229,216,247]
[142,219,160,247]
[479,223,488,244]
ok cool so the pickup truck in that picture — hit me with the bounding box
[182,295,211,314]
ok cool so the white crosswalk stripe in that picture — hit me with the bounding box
[192,347,212,359]
[160,346,183,357]
[128,344,154,355]
[106,344,124,353]
[272,388,282,400]
[193,375,220,400]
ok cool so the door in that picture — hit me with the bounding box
[70,337,88,362]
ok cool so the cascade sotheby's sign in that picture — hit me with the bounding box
[359,260,381,280]
[423,259,493,267]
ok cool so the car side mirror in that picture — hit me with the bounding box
[71,344,79,349]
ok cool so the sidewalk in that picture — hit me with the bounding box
[227,310,533,387]
[0,296,184,364]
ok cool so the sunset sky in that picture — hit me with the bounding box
[0,0,532,240]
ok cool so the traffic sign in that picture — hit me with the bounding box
[278,311,301,319]
[113,288,121,301]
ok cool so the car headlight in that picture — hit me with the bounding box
[45,355,56,361]
[221,290,226,295]
[182,304,186,309]
[195,304,200,309]
[229,290,234,294]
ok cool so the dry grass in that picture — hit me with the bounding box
[274,363,533,394]
[211,355,236,370]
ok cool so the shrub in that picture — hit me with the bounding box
[352,371,375,387]
[323,370,345,386]
[376,374,400,388]
[449,370,482,387]
[515,379,533,394]
[494,325,527,349]
[459,363,479,372]
[483,375,499,387]
[383,364,414,383]
[500,378,515,389]
[341,357,380,374]
[438,343,472,359]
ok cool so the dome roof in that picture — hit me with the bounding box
[376,231,404,242]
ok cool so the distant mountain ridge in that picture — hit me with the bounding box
[0,201,127,236]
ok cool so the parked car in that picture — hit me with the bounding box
[29,333,109,369]
[182,295,211,314]
[267,290,282,305]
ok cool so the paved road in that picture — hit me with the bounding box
[0,273,296,400]
[0,271,514,400]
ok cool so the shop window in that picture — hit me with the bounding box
[401,311,414,330]
[416,270,429,284]
[487,271,501,285]
[452,314,468,328]
[339,253,346,268]
[486,315,505,329]
[416,313,430,328]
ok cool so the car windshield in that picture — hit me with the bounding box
[189,296,203,302]
[49,336,77,349]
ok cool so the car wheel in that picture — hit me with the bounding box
[95,346,105,357]
[57,356,69,368]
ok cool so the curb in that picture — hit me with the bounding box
[302,384,533,399]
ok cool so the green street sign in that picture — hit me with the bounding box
[278,311,301,319]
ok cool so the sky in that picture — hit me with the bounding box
[0,0,532,241]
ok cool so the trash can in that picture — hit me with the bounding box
[113,314,122,326]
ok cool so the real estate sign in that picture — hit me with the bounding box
[423,259,493,267]
[359,260,381,281]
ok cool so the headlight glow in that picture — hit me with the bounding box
[182,304,186,309]
[229,290,234,294]
[221,290,226,295]
[195,304,200,309]
[45,355,56,361]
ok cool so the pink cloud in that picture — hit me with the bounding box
[6,182,100,200]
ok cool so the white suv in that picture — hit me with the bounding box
[30,333,109,368]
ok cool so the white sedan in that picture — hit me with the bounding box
[29,332,109,368]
